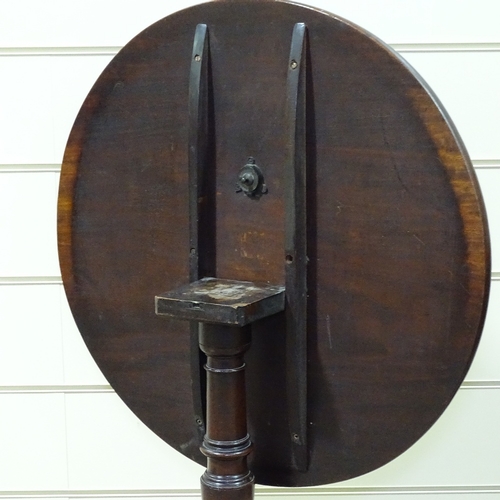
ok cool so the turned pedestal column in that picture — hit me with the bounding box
[199,323,254,499]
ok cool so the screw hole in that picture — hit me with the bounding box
[285,254,294,264]
[292,433,300,443]
[194,54,201,62]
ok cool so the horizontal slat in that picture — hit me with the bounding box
[0,496,68,500]
[0,382,498,394]
[259,486,500,499]
[2,160,497,173]
[0,0,499,48]
[461,381,500,389]
[0,386,112,394]
[2,487,500,499]
[393,43,500,53]
[0,164,61,173]
[0,277,62,285]
[474,160,500,169]
[0,47,121,56]
[2,44,500,58]
[251,488,500,499]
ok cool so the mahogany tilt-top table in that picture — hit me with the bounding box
[58,1,490,499]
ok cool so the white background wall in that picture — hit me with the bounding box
[1,1,499,498]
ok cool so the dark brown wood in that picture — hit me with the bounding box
[284,21,308,473]
[58,0,490,488]
[199,324,254,500]
[188,22,212,441]
[189,23,209,283]
[156,278,285,326]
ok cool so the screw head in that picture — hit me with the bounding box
[237,165,259,194]
[240,172,255,186]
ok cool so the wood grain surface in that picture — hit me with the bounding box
[57,0,490,487]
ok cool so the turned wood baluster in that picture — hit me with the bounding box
[199,323,255,500]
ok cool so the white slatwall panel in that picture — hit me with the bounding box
[0,394,67,491]
[0,57,54,164]
[0,172,59,276]
[65,393,202,490]
[476,170,500,272]
[0,284,63,385]
[467,281,500,381]
[1,1,499,498]
[0,56,112,166]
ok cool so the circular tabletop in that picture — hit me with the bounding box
[58,0,490,487]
